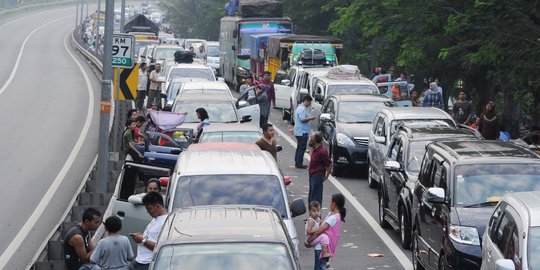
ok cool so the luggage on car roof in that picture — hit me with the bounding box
[326,65,361,80]
[298,48,327,66]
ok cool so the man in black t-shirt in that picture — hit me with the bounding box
[452,90,472,125]
[64,208,102,270]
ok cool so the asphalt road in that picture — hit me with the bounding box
[0,6,102,269]
[264,106,414,270]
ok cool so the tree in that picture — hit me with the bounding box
[160,0,224,40]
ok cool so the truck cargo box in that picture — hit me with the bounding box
[238,0,283,17]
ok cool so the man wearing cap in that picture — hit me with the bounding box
[258,71,275,108]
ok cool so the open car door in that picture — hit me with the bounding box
[111,162,171,251]
[274,72,295,109]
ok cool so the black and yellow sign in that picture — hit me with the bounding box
[113,64,139,100]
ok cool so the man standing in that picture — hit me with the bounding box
[452,90,472,125]
[195,45,207,63]
[129,192,168,270]
[255,85,271,128]
[258,71,275,107]
[136,63,148,110]
[256,123,277,161]
[64,208,102,270]
[148,63,161,109]
[294,95,316,169]
[308,131,333,205]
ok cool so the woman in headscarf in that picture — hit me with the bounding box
[478,101,500,140]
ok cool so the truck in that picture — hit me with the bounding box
[124,14,160,59]
[219,0,293,90]
[266,34,343,80]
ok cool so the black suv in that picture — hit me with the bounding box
[411,140,540,270]
[378,126,481,249]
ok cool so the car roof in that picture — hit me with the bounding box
[175,92,232,102]
[431,140,539,160]
[301,67,331,75]
[178,144,279,176]
[159,205,289,244]
[504,192,540,227]
[202,123,262,133]
[379,107,453,120]
[181,81,229,90]
[398,126,480,141]
[170,63,212,70]
[206,41,219,46]
[154,45,182,49]
[318,76,375,85]
[331,94,393,102]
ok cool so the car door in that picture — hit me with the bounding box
[426,161,449,267]
[484,205,522,270]
[384,136,404,221]
[111,162,171,251]
[415,151,436,266]
[320,99,336,148]
[483,202,506,270]
[274,68,297,109]
[373,116,388,179]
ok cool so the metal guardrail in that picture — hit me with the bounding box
[0,0,75,16]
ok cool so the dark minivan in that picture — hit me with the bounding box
[411,140,540,270]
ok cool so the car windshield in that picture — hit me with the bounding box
[173,101,238,123]
[182,88,228,95]
[173,175,288,218]
[207,46,219,57]
[167,81,183,99]
[337,101,395,123]
[169,68,214,81]
[529,227,540,269]
[199,131,262,143]
[454,164,540,206]
[155,48,181,60]
[327,84,378,95]
[390,119,455,135]
[407,141,430,172]
[153,243,293,270]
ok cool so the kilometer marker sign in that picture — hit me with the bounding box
[112,34,135,68]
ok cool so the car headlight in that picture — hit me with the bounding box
[336,133,355,147]
[449,225,480,245]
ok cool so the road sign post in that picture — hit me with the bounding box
[112,33,135,68]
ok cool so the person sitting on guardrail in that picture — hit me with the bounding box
[122,119,144,161]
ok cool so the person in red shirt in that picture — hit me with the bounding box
[258,71,275,107]
[308,131,333,205]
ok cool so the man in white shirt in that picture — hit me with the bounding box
[147,64,162,109]
[195,45,207,64]
[136,63,148,110]
[129,192,168,270]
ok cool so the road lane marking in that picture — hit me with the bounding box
[0,7,71,31]
[0,17,95,267]
[272,123,413,269]
[0,16,70,96]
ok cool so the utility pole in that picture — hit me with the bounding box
[79,0,84,25]
[120,0,125,32]
[96,0,101,49]
[86,0,89,17]
[75,0,79,27]
[95,0,115,193]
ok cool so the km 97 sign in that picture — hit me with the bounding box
[112,34,135,68]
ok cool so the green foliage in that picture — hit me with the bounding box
[160,0,223,40]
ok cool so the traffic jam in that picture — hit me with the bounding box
[67,0,540,269]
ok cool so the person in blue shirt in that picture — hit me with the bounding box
[294,95,316,168]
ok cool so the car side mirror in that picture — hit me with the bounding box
[277,145,283,152]
[299,88,309,95]
[127,195,144,205]
[319,113,333,122]
[290,198,306,217]
[495,259,515,270]
[384,160,402,172]
[240,115,252,123]
[159,177,169,188]
[281,79,291,86]
[314,94,324,102]
[283,176,291,186]
[374,135,386,144]
[237,100,248,108]
[426,187,446,204]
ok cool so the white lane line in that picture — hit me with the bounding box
[272,123,413,269]
[0,7,71,31]
[0,16,70,96]
[0,19,95,267]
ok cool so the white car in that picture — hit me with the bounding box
[481,191,540,270]
[164,63,216,92]
[199,123,263,143]
[206,41,220,73]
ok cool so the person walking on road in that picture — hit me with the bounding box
[90,216,134,270]
[452,90,472,125]
[294,95,316,168]
[148,63,162,109]
[256,123,277,161]
[308,131,333,206]
[305,193,347,270]
[129,192,168,270]
[195,45,207,64]
[478,100,500,140]
[136,63,148,110]
[64,208,102,270]
[258,71,276,107]
[255,85,271,128]
[422,82,444,109]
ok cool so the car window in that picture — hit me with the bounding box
[289,69,297,83]
[206,45,219,57]
[389,138,402,162]
[153,243,294,270]
[327,84,379,95]
[454,164,540,206]
[326,100,335,114]
[390,119,456,135]
[529,227,540,269]
[422,160,437,187]
[173,101,238,123]
[169,68,215,81]
[273,73,287,85]
[488,203,505,239]
[493,209,520,267]
[337,101,395,124]
[155,47,181,60]
[199,131,262,143]
[148,133,178,148]
[407,141,429,173]
[173,175,288,218]
[374,117,386,137]
[434,165,447,192]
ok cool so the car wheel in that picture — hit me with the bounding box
[438,253,449,270]
[368,164,377,189]
[399,205,412,249]
[290,102,295,125]
[412,229,425,270]
[378,193,391,229]
[330,145,342,177]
